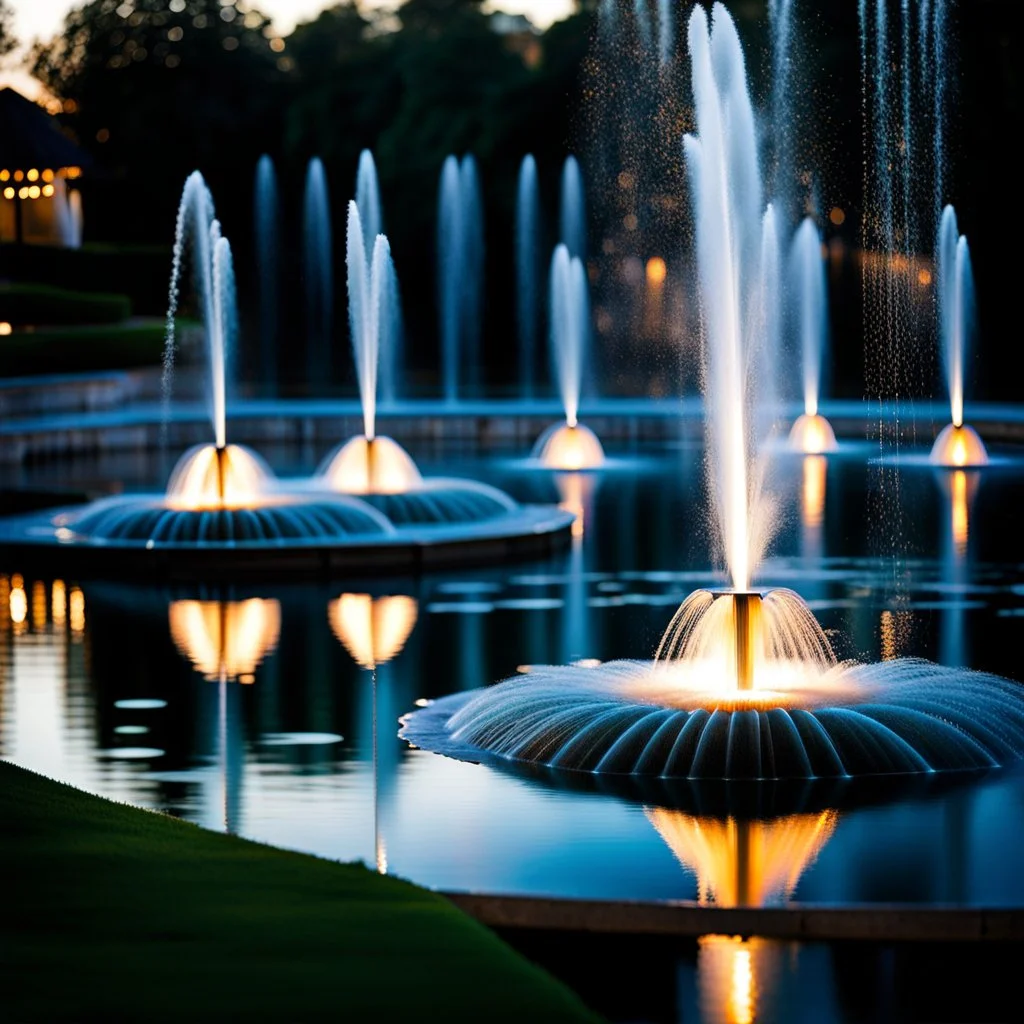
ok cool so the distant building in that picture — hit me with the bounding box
[0,88,88,247]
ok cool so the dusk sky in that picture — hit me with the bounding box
[1,0,575,97]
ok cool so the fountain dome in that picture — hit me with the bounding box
[532,422,606,470]
[788,414,838,455]
[930,423,989,468]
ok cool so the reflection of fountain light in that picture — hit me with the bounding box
[554,471,594,537]
[166,444,273,510]
[8,574,27,629]
[801,455,826,531]
[328,593,418,669]
[698,936,766,1024]
[31,581,46,631]
[51,580,66,626]
[930,423,988,468]
[169,599,281,682]
[788,413,838,454]
[647,808,838,907]
[69,587,85,634]
[319,435,422,494]
[532,422,605,471]
[950,469,973,556]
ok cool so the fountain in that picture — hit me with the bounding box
[437,154,484,402]
[559,155,586,261]
[304,157,334,384]
[930,206,988,466]
[401,4,1024,781]
[516,154,541,399]
[0,173,573,571]
[532,244,605,470]
[787,219,837,453]
[254,155,279,389]
[319,202,562,529]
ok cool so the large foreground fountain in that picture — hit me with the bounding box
[401,5,1024,781]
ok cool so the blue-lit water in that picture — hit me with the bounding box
[3,440,1024,910]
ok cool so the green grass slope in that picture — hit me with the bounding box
[0,761,599,1023]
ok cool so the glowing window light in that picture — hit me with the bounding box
[41,169,55,183]
[829,207,845,225]
[27,186,41,200]
[42,184,55,198]
[69,588,85,633]
[13,170,23,182]
[26,169,39,182]
[0,322,12,335]
[31,581,47,630]
[52,580,67,626]
[0,170,8,181]
[2,188,12,200]
[17,187,28,199]
[918,268,932,286]
[64,167,83,180]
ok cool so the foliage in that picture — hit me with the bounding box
[0,282,131,325]
[0,761,599,1022]
[0,321,166,376]
[0,0,15,59]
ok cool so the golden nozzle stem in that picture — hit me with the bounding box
[732,592,762,692]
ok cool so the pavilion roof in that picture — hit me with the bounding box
[0,87,91,175]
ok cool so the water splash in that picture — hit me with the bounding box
[936,206,974,429]
[516,154,541,398]
[549,244,588,428]
[304,157,333,385]
[254,155,279,391]
[437,154,485,401]
[790,219,828,419]
[657,0,674,66]
[355,149,382,253]
[164,172,236,449]
[346,200,396,440]
[559,155,586,261]
[683,4,778,591]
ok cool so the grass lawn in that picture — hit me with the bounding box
[0,761,599,1023]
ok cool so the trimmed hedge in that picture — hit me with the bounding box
[0,321,166,377]
[0,242,172,316]
[0,282,132,326]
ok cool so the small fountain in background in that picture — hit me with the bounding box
[356,150,400,404]
[930,205,988,466]
[788,218,838,453]
[532,244,605,470]
[254,155,279,391]
[163,172,272,510]
[437,154,484,402]
[320,201,420,495]
[559,155,586,261]
[516,154,541,399]
[401,4,1024,783]
[304,157,334,385]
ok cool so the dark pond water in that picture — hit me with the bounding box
[2,437,1023,1021]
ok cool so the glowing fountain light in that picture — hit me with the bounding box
[169,598,281,683]
[400,4,1024,783]
[788,219,837,453]
[532,243,605,470]
[930,205,988,467]
[320,202,422,495]
[329,593,418,670]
